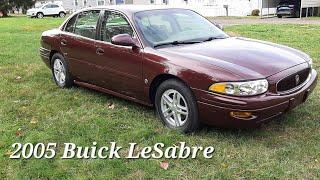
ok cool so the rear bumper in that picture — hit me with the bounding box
[194,69,318,128]
[39,47,51,68]
[277,9,295,16]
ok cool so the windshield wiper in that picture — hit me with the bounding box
[203,36,228,42]
[154,40,202,48]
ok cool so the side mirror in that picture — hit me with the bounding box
[215,24,224,30]
[111,34,136,47]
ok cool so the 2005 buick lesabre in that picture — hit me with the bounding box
[40,6,317,132]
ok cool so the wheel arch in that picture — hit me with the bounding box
[149,73,190,104]
[49,50,60,65]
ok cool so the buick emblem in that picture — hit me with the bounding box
[295,74,300,85]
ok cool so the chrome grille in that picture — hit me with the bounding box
[277,68,310,93]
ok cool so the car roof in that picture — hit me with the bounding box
[81,5,189,15]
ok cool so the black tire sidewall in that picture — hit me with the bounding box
[51,53,73,88]
[155,79,199,133]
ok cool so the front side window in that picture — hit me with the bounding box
[74,10,100,39]
[134,9,228,47]
[101,11,133,42]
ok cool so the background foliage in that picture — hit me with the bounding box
[0,0,35,16]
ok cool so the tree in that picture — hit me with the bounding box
[0,0,35,17]
[0,0,12,17]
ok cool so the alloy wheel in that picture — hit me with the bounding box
[37,13,44,18]
[53,59,66,85]
[160,89,189,127]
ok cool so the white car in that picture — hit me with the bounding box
[27,3,66,18]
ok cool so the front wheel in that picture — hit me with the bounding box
[37,12,44,18]
[277,14,282,18]
[155,79,200,133]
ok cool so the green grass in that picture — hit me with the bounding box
[0,16,320,179]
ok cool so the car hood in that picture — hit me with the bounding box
[158,37,309,79]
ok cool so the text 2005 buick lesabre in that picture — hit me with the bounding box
[40,6,317,132]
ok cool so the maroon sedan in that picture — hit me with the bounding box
[40,6,317,132]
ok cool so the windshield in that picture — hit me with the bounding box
[134,9,229,48]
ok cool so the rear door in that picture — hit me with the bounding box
[59,10,102,83]
[50,4,60,15]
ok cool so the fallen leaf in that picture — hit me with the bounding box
[15,76,22,80]
[155,128,162,133]
[4,151,12,157]
[221,163,229,169]
[30,118,38,124]
[15,128,23,137]
[160,162,169,170]
[108,103,115,109]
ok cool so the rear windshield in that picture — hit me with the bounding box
[279,0,299,5]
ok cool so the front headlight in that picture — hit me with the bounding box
[308,58,313,68]
[209,79,268,96]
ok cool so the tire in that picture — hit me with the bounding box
[155,79,200,133]
[277,14,282,18]
[294,10,300,18]
[51,53,73,88]
[59,12,66,18]
[37,12,44,19]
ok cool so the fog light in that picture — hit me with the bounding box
[230,111,253,120]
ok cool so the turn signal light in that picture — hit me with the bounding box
[230,111,253,120]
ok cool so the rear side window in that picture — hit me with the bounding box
[65,14,78,33]
[51,4,59,8]
[74,10,101,39]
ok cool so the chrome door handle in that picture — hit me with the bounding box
[96,48,104,55]
[61,39,67,46]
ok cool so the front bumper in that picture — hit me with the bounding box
[27,11,36,17]
[194,69,318,128]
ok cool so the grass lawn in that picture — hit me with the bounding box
[0,16,319,179]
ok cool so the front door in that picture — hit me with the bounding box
[94,10,144,99]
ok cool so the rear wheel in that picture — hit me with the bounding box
[37,12,44,18]
[155,79,200,133]
[51,53,73,88]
